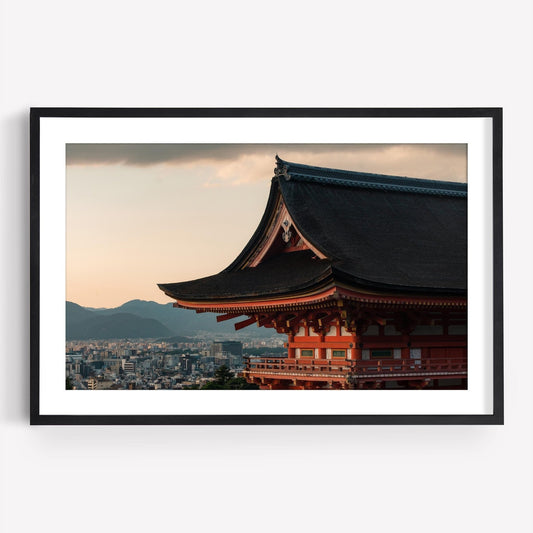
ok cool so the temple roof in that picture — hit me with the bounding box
[160,250,334,302]
[158,157,467,306]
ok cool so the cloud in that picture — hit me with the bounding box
[66,143,390,166]
[67,144,268,166]
[66,144,467,183]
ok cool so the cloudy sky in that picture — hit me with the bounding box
[66,144,467,307]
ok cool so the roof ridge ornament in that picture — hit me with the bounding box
[274,155,290,180]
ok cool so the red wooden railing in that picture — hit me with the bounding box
[243,356,467,378]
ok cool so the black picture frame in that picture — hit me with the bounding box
[30,107,503,425]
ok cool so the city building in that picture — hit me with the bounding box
[158,157,467,389]
[210,341,243,369]
[122,360,136,374]
[210,341,243,358]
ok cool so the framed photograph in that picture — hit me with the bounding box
[30,108,503,425]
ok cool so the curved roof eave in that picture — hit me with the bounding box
[221,178,283,273]
[330,265,467,297]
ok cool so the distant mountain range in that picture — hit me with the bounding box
[66,300,274,340]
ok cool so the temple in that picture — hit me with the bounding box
[158,157,467,389]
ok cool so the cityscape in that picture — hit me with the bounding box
[66,336,284,390]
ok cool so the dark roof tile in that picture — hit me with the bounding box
[159,250,333,301]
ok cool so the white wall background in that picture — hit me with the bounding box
[1,1,531,532]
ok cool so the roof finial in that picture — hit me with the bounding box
[274,155,289,179]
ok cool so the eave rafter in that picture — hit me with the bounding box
[183,295,466,335]
[307,310,339,335]
[216,312,243,322]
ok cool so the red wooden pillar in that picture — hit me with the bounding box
[287,333,295,358]
[401,334,410,359]
[442,311,449,336]
[352,334,362,360]
[319,334,326,359]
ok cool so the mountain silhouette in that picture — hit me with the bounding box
[66,308,174,340]
[66,300,273,340]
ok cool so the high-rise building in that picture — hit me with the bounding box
[122,360,136,374]
[210,341,243,369]
[210,341,243,358]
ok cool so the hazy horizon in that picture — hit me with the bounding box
[67,298,165,309]
[66,144,467,308]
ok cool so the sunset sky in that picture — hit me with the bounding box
[66,144,467,308]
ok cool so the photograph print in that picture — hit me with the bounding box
[65,142,467,392]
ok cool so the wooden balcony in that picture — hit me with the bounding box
[242,356,467,384]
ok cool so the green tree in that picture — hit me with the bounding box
[213,365,233,385]
[66,376,73,390]
[201,365,259,390]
